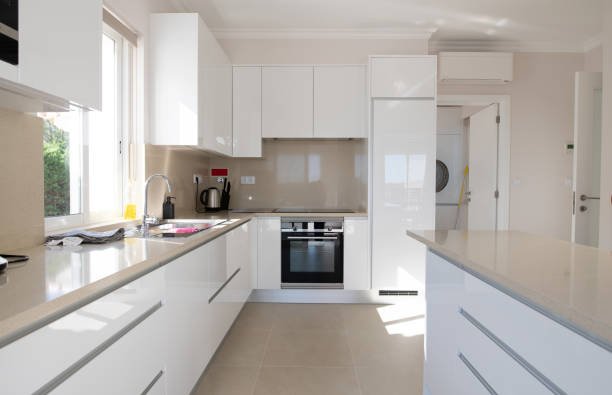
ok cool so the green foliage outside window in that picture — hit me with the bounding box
[43,120,70,217]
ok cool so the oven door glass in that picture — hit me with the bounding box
[281,233,343,284]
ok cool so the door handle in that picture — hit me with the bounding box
[580,194,600,201]
[580,205,588,212]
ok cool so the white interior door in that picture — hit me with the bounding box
[572,72,603,247]
[468,104,499,230]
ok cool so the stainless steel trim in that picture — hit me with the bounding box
[282,217,344,223]
[281,229,344,233]
[436,202,459,207]
[286,236,338,240]
[141,370,164,395]
[0,22,18,41]
[281,283,344,289]
[208,268,241,304]
[34,301,163,395]
[459,308,567,395]
[458,352,498,395]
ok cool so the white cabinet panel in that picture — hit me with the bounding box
[343,217,370,290]
[371,100,436,291]
[233,66,262,157]
[314,66,366,138]
[20,0,102,109]
[257,217,281,289]
[262,67,313,138]
[370,56,436,98]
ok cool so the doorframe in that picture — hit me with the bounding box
[437,95,511,230]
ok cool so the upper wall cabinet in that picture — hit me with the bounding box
[0,0,102,110]
[314,65,367,138]
[150,13,232,156]
[262,66,313,138]
[233,66,262,157]
[370,56,436,98]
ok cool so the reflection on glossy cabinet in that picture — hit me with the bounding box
[257,217,281,289]
[233,66,262,157]
[343,217,370,290]
[150,13,232,155]
[370,56,436,98]
[314,66,367,138]
[262,67,313,138]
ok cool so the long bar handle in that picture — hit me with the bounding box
[580,194,600,201]
[286,236,338,240]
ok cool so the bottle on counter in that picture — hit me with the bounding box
[163,196,175,219]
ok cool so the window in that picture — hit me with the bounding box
[43,21,136,231]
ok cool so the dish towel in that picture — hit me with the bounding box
[46,228,125,246]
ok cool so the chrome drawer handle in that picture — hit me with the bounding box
[141,370,164,395]
[459,307,567,395]
[286,236,338,240]
[458,352,498,395]
[208,268,241,304]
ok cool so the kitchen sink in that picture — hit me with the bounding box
[127,219,228,238]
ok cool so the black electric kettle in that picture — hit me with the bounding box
[200,187,221,211]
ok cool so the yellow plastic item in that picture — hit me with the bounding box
[124,203,137,220]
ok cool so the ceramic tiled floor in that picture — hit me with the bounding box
[194,303,424,395]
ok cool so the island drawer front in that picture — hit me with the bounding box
[0,268,165,395]
[461,270,612,395]
[457,307,551,395]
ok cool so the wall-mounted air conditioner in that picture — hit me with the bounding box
[438,52,513,84]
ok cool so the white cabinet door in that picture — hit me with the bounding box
[314,66,367,138]
[164,244,211,395]
[262,67,313,138]
[343,217,370,290]
[370,56,436,98]
[257,217,281,289]
[20,0,102,109]
[233,66,262,157]
[371,99,436,291]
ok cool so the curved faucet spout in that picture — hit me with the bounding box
[143,174,172,235]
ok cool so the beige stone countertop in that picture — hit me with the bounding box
[407,230,612,352]
[0,213,254,347]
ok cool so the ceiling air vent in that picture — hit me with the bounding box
[379,290,418,296]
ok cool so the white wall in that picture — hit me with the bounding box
[439,53,585,241]
[599,5,612,250]
[585,45,603,72]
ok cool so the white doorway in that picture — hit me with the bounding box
[436,95,511,231]
[571,72,603,247]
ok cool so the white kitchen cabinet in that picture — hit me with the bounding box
[343,217,370,290]
[314,66,367,138]
[257,217,281,289]
[0,0,102,110]
[233,66,262,157]
[370,56,436,98]
[262,67,313,138]
[150,13,232,156]
[0,269,164,394]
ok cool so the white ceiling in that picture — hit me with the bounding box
[175,0,603,51]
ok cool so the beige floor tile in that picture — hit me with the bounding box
[263,329,353,367]
[340,304,388,334]
[355,365,423,395]
[211,327,270,367]
[194,366,259,395]
[254,367,361,395]
[346,329,424,368]
[233,303,281,331]
[273,304,345,332]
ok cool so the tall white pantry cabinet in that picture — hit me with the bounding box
[369,56,437,293]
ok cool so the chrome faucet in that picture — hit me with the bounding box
[143,174,172,235]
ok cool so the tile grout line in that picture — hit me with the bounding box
[249,316,275,395]
[343,309,365,395]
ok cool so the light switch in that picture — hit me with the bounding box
[240,176,256,185]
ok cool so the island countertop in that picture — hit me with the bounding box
[407,230,612,352]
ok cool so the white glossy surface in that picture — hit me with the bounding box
[370,56,436,98]
[371,99,436,291]
[257,217,281,289]
[314,65,367,138]
[262,66,314,138]
[233,66,262,157]
[343,217,370,290]
[438,52,513,82]
[20,0,102,109]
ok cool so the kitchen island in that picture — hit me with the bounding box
[408,230,612,395]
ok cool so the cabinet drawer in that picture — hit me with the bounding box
[50,308,165,395]
[457,307,550,394]
[0,269,164,394]
[461,271,612,394]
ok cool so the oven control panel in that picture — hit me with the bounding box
[281,218,344,233]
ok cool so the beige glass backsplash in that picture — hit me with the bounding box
[210,140,368,211]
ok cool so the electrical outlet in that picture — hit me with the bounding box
[193,174,203,184]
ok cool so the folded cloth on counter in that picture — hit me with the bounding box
[46,228,125,246]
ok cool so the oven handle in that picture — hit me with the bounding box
[286,236,339,240]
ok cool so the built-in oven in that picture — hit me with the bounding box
[0,0,19,65]
[281,218,343,289]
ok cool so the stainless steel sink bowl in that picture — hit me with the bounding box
[127,219,228,238]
